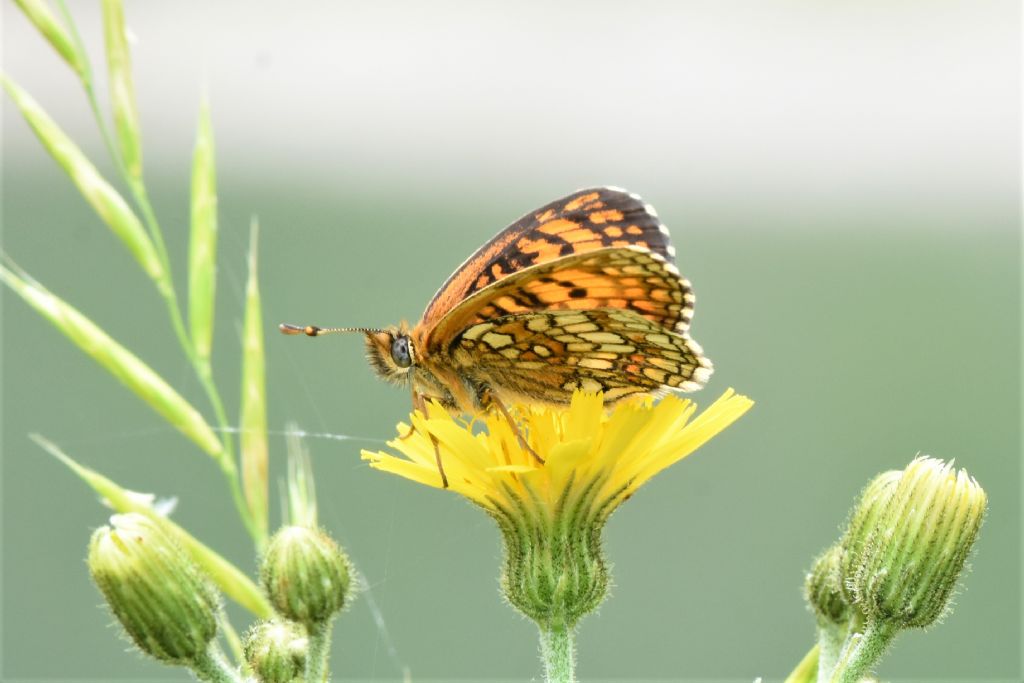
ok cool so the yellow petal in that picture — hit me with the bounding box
[372,389,753,527]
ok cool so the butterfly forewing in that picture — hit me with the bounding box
[423,246,695,352]
[420,187,676,329]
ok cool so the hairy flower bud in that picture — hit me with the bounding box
[244,619,308,683]
[88,513,219,664]
[842,457,986,630]
[838,469,902,604]
[261,526,352,626]
[805,545,849,627]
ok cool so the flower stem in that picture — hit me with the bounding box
[815,623,847,683]
[306,619,334,683]
[216,608,245,667]
[190,643,242,683]
[539,622,576,683]
[783,643,819,683]
[828,622,896,683]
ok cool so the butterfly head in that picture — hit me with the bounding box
[363,325,417,383]
[279,321,416,384]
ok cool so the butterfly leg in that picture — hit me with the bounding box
[397,389,423,441]
[408,391,449,488]
[429,433,449,489]
[483,390,546,466]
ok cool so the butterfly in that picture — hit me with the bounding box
[282,187,712,484]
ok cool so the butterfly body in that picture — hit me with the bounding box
[354,188,713,414]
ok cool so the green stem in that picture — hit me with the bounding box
[156,280,237,486]
[216,609,245,668]
[58,1,125,189]
[151,274,253,546]
[130,180,175,293]
[828,622,896,683]
[306,619,334,683]
[143,252,256,545]
[539,622,576,683]
[114,134,249,545]
[783,644,819,683]
[219,454,260,544]
[815,622,847,683]
[190,643,242,683]
[85,83,123,176]
[134,194,245,528]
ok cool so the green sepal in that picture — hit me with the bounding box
[492,476,610,630]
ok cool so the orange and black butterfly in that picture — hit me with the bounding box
[282,187,712,479]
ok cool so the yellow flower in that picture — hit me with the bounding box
[364,388,751,627]
[362,388,753,519]
[364,388,751,682]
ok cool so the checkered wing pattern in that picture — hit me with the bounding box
[452,309,712,404]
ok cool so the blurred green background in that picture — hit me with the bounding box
[2,1,1020,681]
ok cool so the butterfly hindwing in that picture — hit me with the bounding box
[421,187,676,329]
[451,308,712,405]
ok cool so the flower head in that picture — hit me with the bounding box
[363,389,752,627]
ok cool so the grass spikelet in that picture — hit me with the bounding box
[14,0,87,80]
[1,263,223,460]
[32,434,272,618]
[239,219,269,547]
[101,0,144,182]
[189,100,219,369]
[1,75,164,285]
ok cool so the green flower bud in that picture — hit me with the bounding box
[805,544,856,682]
[838,469,902,604]
[261,526,352,626]
[88,513,219,665]
[243,619,308,683]
[843,456,986,630]
[805,545,849,627]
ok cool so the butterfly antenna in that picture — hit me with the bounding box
[279,323,386,337]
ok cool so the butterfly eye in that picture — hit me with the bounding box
[390,335,413,368]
